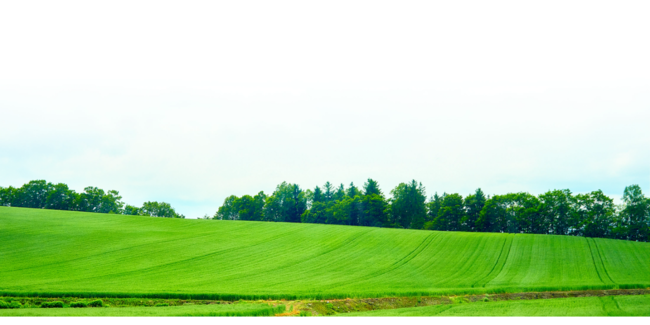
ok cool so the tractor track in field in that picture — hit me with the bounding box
[30,227,303,286]
[324,232,440,288]
[472,234,513,288]
[586,238,615,285]
[3,233,217,273]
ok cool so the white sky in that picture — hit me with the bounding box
[1,0,649,218]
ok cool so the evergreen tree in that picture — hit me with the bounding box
[334,183,346,202]
[462,188,486,232]
[312,186,323,203]
[360,179,388,227]
[363,179,382,196]
[323,182,334,202]
[476,195,505,232]
[346,182,360,198]
[620,185,650,241]
[389,180,427,229]
[424,193,444,230]
[264,182,307,223]
[434,193,464,231]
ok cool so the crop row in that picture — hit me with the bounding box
[1,208,649,300]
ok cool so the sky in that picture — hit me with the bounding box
[1,0,649,218]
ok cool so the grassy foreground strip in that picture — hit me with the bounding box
[340,294,650,316]
[0,303,285,317]
[301,289,650,315]
[1,207,649,300]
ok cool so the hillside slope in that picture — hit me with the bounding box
[1,207,649,299]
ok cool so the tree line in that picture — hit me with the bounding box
[214,179,650,242]
[0,180,184,218]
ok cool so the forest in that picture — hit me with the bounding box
[0,180,184,219]
[1,179,648,242]
[215,179,650,242]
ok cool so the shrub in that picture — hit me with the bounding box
[0,301,8,309]
[9,301,22,309]
[41,301,64,308]
[70,301,88,308]
[155,303,169,307]
[88,299,104,307]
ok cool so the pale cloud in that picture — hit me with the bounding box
[1,1,649,217]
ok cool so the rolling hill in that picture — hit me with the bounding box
[1,206,649,300]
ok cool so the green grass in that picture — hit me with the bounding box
[0,303,285,316]
[341,294,650,316]
[1,207,649,300]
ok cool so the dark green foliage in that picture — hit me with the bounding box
[301,201,330,224]
[0,179,183,218]
[41,301,64,308]
[462,189,486,232]
[214,195,240,220]
[221,191,269,221]
[363,179,382,196]
[213,179,649,243]
[433,193,465,231]
[75,187,124,214]
[329,195,363,225]
[333,184,346,202]
[620,185,650,241]
[8,301,22,309]
[538,189,574,235]
[312,186,324,203]
[88,299,104,307]
[70,301,88,308]
[264,182,307,223]
[140,201,184,218]
[0,301,7,309]
[509,193,542,234]
[123,205,141,215]
[424,193,444,230]
[45,183,75,210]
[155,303,169,307]
[361,193,389,227]
[322,182,334,203]
[574,190,615,238]
[346,182,360,199]
[389,180,427,229]
[7,177,647,243]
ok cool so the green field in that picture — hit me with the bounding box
[342,294,650,316]
[1,207,649,300]
[0,302,284,316]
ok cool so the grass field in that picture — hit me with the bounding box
[0,302,285,316]
[1,207,649,300]
[341,294,650,316]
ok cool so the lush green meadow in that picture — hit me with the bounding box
[342,294,650,316]
[0,302,284,316]
[1,207,649,300]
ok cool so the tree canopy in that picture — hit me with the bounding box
[0,180,184,218]
[214,180,650,243]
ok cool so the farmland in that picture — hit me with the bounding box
[342,294,650,316]
[2,206,649,302]
[0,302,285,316]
